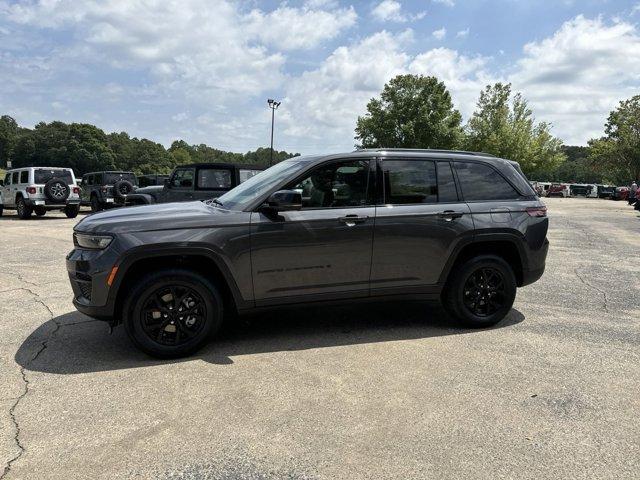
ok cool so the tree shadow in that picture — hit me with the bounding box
[15,301,525,375]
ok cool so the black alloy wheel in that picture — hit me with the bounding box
[140,285,207,346]
[16,197,32,219]
[462,267,506,317]
[124,269,223,358]
[443,255,517,328]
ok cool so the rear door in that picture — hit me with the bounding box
[370,158,474,293]
[250,158,376,304]
[193,166,234,201]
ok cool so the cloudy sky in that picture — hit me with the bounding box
[1,0,640,154]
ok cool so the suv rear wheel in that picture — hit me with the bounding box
[90,195,102,213]
[123,269,223,358]
[16,197,32,219]
[64,204,80,218]
[443,255,517,328]
[35,206,46,217]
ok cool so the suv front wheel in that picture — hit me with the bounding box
[443,255,517,328]
[16,197,32,219]
[124,269,224,358]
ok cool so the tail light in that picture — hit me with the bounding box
[72,187,80,194]
[526,206,547,217]
[26,186,37,194]
[101,187,107,193]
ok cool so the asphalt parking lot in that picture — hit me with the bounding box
[1,197,639,479]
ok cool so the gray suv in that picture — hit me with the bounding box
[67,149,549,358]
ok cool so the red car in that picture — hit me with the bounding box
[612,186,629,201]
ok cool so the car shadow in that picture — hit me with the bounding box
[16,302,525,375]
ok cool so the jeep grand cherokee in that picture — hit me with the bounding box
[67,149,549,358]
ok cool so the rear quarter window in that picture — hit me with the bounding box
[454,162,520,201]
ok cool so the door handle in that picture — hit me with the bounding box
[338,214,369,226]
[437,210,464,221]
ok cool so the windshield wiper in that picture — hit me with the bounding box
[207,198,224,207]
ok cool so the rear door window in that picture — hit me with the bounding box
[454,162,519,201]
[382,159,437,204]
[104,173,136,185]
[20,171,29,183]
[239,169,262,183]
[12,172,19,184]
[197,168,232,190]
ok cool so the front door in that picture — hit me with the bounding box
[1,172,12,207]
[166,167,195,203]
[370,159,474,293]
[250,159,376,305]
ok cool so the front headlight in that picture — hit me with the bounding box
[74,233,113,250]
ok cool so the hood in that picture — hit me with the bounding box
[74,201,244,234]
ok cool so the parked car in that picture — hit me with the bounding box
[612,186,629,201]
[548,183,570,197]
[597,185,615,198]
[80,171,138,212]
[138,174,170,188]
[67,148,549,358]
[0,167,80,219]
[125,163,265,205]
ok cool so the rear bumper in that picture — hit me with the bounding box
[521,238,549,287]
[25,198,80,208]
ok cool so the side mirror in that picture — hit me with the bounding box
[0,180,3,187]
[265,190,302,212]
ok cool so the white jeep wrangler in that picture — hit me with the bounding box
[0,167,81,219]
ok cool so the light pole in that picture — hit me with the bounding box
[267,98,281,166]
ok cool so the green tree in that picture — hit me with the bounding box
[465,83,565,177]
[355,74,463,149]
[0,115,19,167]
[589,95,640,182]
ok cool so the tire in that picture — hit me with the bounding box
[113,180,134,199]
[443,255,517,328]
[123,269,224,358]
[44,178,70,203]
[16,197,32,219]
[64,204,80,218]
[0,206,3,217]
[90,195,102,213]
[34,206,46,216]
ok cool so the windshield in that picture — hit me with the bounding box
[34,169,73,185]
[104,173,137,185]
[216,159,310,210]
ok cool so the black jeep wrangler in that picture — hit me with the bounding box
[80,171,137,212]
[67,149,548,358]
[125,163,264,205]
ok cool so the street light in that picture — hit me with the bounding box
[267,98,281,166]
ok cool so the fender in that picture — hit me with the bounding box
[109,244,251,316]
[438,230,527,286]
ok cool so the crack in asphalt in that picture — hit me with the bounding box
[1,284,58,480]
[574,267,609,313]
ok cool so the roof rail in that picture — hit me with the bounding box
[354,148,496,157]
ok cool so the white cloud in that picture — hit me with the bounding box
[244,5,357,50]
[432,27,447,39]
[507,15,640,143]
[433,0,455,7]
[456,28,470,38]
[371,0,426,23]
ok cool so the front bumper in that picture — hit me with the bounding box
[66,246,119,322]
